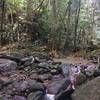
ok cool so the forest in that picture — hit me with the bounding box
[0,0,100,100]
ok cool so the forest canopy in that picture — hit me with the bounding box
[0,0,100,52]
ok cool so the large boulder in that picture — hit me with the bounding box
[93,70,100,77]
[47,78,72,95]
[75,73,87,85]
[59,64,71,77]
[0,54,22,65]
[83,64,97,77]
[0,59,17,73]
[38,62,50,69]
[38,74,52,80]
[12,79,46,95]
[13,80,28,93]
[27,91,45,100]
[26,79,46,93]
[0,78,13,90]
[0,94,11,100]
[12,95,27,100]
[46,78,74,100]
[55,89,74,100]
[37,62,51,74]
[72,76,100,100]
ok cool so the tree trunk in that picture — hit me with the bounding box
[50,0,58,50]
[26,0,33,22]
[61,0,72,53]
[73,0,81,51]
[0,0,5,31]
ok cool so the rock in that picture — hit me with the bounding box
[30,73,39,80]
[37,62,51,74]
[46,94,55,100]
[0,78,45,96]
[21,56,34,67]
[53,65,59,69]
[0,80,4,90]
[52,75,63,81]
[0,55,22,65]
[13,79,45,94]
[32,53,50,61]
[34,57,41,63]
[59,63,71,77]
[93,70,100,77]
[47,78,71,95]
[38,74,52,80]
[0,94,11,100]
[37,68,50,74]
[52,62,62,65]
[0,78,13,91]
[51,69,59,75]
[2,83,14,95]
[7,52,25,59]
[55,89,74,100]
[0,53,34,66]
[27,91,45,100]
[3,79,13,86]
[27,80,46,94]
[0,59,17,73]
[13,80,28,93]
[12,95,27,100]
[75,73,87,85]
[0,97,9,100]
[72,76,100,100]
[38,62,49,69]
[84,64,96,77]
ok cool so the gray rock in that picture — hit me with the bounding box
[75,73,87,85]
[12,95,27,100]
[13,81,28,93]
[83,64,97,77]
[47,78,71,95]
[55,89,74,100]
[51,69,59,75]
[27,91,44,100]
[38,74,52,80]
[0,59,17,73]
[93,70,100,77]
[38,62,49,69]
[27,80,46,93]
[73,77,100,100]
[0,94,11,100]
[59,63,71,77]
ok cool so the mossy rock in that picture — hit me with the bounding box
[72,76,100,100]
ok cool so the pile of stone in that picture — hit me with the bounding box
[0,52,100,100]
[0,53,74,100]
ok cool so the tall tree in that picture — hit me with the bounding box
[50,0,59,49]
[26,0,33,22]
[73,0,81,50]
[0,0,5,31]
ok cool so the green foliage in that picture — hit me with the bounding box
[79,20,90,28]
[0,0,96,51]
[7,0,25,13]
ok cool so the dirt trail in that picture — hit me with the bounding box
[54,56,91,65]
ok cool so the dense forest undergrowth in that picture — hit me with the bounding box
[0,0,99,51]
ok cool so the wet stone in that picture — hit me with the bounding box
[75,73,87,85]
[0,59,17,73]
[27,91,45,100]
[47,78,71,95]
[38,74,52,80]
[12,95,27,100]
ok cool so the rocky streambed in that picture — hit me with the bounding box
[0,52,100,100]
